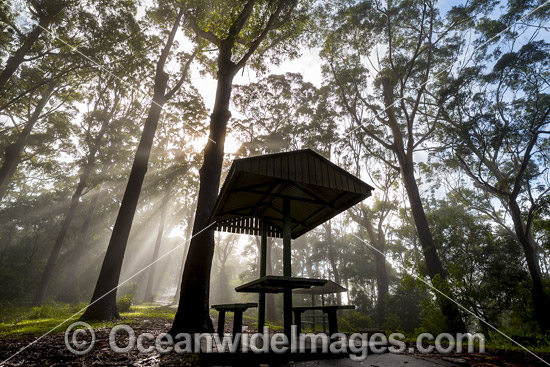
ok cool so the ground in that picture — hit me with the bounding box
[1,304,549,366]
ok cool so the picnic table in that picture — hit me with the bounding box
[209,149,373,339]
[292,305,355,335]
[211,303,257,338]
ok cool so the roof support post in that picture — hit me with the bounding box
[283,197,292,340]
[260,220,267,277]
[283,198,291,277]
[258,219,267,332]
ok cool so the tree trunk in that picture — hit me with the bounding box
[400,160,465,332]
[174,195,197,303]
[61,185,101,302]
[0,83,55,201]
[325,220,342,304]
[381,78,465,333]
[80,8,185,320]
[33,97,117,305]
[350,210,389,327]
[80,92,166,320]
[508,198,550,332]
[171,47,234,334]
[0,5,65,88]
[143,183,171,303]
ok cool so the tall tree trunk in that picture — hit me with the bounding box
[171,0,292,334]
[400,160,465,332]
[174,195,197,303]
[61,185,101,302]
[171,46,234,334]
[350,210,389,327]
[509,198,550,332]
[33,96,117,305]
[0,4,66,88]
[381,78,465,333]
[0,83,55,201]
[325,220,341,304]
[80,9,186,320]
[143,183,171,303]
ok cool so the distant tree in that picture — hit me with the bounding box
[33,81,121,305]
[81,5,196,320]
[349,161,398,326]
[440,38,550,331]
[0,0,69,88]
[320,0,477,333]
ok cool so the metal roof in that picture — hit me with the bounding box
[210,149,373,239]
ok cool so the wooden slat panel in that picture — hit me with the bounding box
[328,164,336,188]
[259,158,268,176]
[314,156,323,186]
[288,154,296,181]
[251,158,260,175]
[282,155,289,180]
[274,156,282,178]
[295,152,302,182]
[301,153,309,184]
[320,158,329,187]
[335,171,343,191]
[243,159,252,173]
[341,173,349,191]
[267,156,275,177]
[308,154,316,184]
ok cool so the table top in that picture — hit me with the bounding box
[211,303,258,311]
[292,305,355,312]
[235,276,327,293]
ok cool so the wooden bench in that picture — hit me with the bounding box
[292,305,355,335]
[211,303,258,338]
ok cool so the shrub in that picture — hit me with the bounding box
[117,294,133,313]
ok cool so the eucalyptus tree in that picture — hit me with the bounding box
[349,159,398,326]
[33,77,121,305]
[172,0,312,334]
[319,0,480,332]
[232,73,318,155]
[142,93,207,303]
[0,0,70,88]
[81,2,199,320]
[0,0,143,202]
[427,194,531,337]
[439,25,550,331]
[0,64,75,201]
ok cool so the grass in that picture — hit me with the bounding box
[0,302,177,338]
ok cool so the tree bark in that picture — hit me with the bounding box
[143,182,171,303]
[33,95,118,305]
[508,198,550,332]
[174,196,197,303]
[381,78,465,333]
[171,46,234,333]
[325,220,342,304]
[61,185,101,302]
[0,82,55,201]
[171,0,292,334]
[80,8,186,320]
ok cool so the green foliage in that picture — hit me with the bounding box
[339,310,375,333]
[116,293,133,313]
